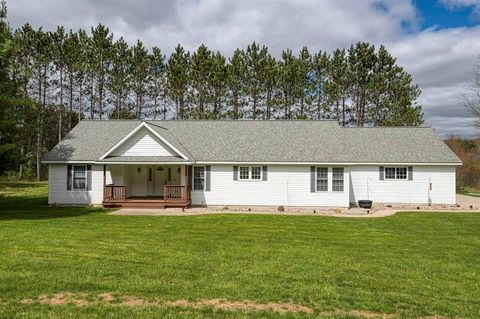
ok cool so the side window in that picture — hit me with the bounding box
[385,167,407,180]
[73,166,86,190]
[239,166,249,180]
[332,167,344,192]
[251,167,262,180]
[193,166,205,191]
[316,167,328,192]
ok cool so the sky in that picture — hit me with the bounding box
[6,0,480,138]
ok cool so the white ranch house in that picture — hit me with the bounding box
[43,120,461,208]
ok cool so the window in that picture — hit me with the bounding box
[332,167,344,192]
[251,167,262,180]
[193,166,205,190]
[385,167,407,180]
[239,166,262,180]
[239,166,249,180]
[316,167,328,192]
[73,166,86,190]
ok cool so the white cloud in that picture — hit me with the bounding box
[6,0,480,137]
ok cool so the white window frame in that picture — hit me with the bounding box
[238,166,263,181]
[72,165,87,190]
[316,167,328,192]
[332,167,344,192]
[384,166,408,180]
[193,166,205,191]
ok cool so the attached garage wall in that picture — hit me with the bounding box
[191,164,350,207]
[349,165,456,205]
[48,164,106,205]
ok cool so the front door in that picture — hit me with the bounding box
[146,166,154,196]
[154,166,167,197]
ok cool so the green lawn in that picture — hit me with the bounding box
[0,182,479,319]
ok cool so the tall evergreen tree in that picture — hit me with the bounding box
[312,50,329,120]
[108,37,130,119]
[209,51,227,118]
[167,44,190,119]
[244,42,268,119]
[51,26,67,141]
[130,39,149,119]
[190,44,213,118]
[90,24,113,119]
[148,46,166,119]
[297,46,313,118]
[226,49,246,119]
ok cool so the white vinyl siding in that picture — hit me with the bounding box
[111,128,177,157]
[192,165,350,207]
[349,165,456,204]
[48,164,105,205]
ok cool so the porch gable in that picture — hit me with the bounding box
[99,122,189,160]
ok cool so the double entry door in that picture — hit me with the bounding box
[146,165,181,197]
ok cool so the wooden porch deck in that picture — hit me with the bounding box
[102,185,191,209]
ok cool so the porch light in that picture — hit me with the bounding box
[156,167,164,171]
[137,167,141,173]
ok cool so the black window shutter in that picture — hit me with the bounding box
[187,166,193,186]
[67,165,72,190]
[233,166,238,181]
[168,168,172,181]
[408,166,413,180]
[86,165,92,190]
[379,166,384,180]
[262,166,267,181]
[310,166,315,193]
[205,165,211,191]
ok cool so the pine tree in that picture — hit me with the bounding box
[190,44,213,118]
[244,42,268,119]
[259,52,278,119]
[90,24,113,119]
[312,50,329,120]
[209,51,227,118]
[226,49,246,119]
[148,46,166,119]
[297,47,312,118]
[279,49,297,119]
[108,37,130,119]
[51,26,67,141]
[130,39,149,119]
[167,44,190,119]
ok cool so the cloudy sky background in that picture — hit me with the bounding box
[6,0,480,137]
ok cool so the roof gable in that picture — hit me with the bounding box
[99,122,188,160]
[109,127,178,157]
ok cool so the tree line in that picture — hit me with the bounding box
[0,1,423,180]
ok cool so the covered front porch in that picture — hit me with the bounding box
[102,164,191,209]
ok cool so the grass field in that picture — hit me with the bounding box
[0,182,479,318]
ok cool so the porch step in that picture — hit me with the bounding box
[102,199,190,209]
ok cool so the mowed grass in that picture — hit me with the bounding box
[0,182,479,318]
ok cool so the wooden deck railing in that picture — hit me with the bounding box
[164,185,191,202]
[104,185,127,201]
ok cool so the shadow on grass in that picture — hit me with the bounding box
[0,181,46,189]
[0,195,103,221]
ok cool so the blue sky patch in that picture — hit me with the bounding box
[415,0,480,30]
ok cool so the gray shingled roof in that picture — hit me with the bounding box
[43,120,461,164]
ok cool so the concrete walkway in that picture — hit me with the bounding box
[109,194,480,218]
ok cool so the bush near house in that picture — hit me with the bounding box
[0,181,479,318]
